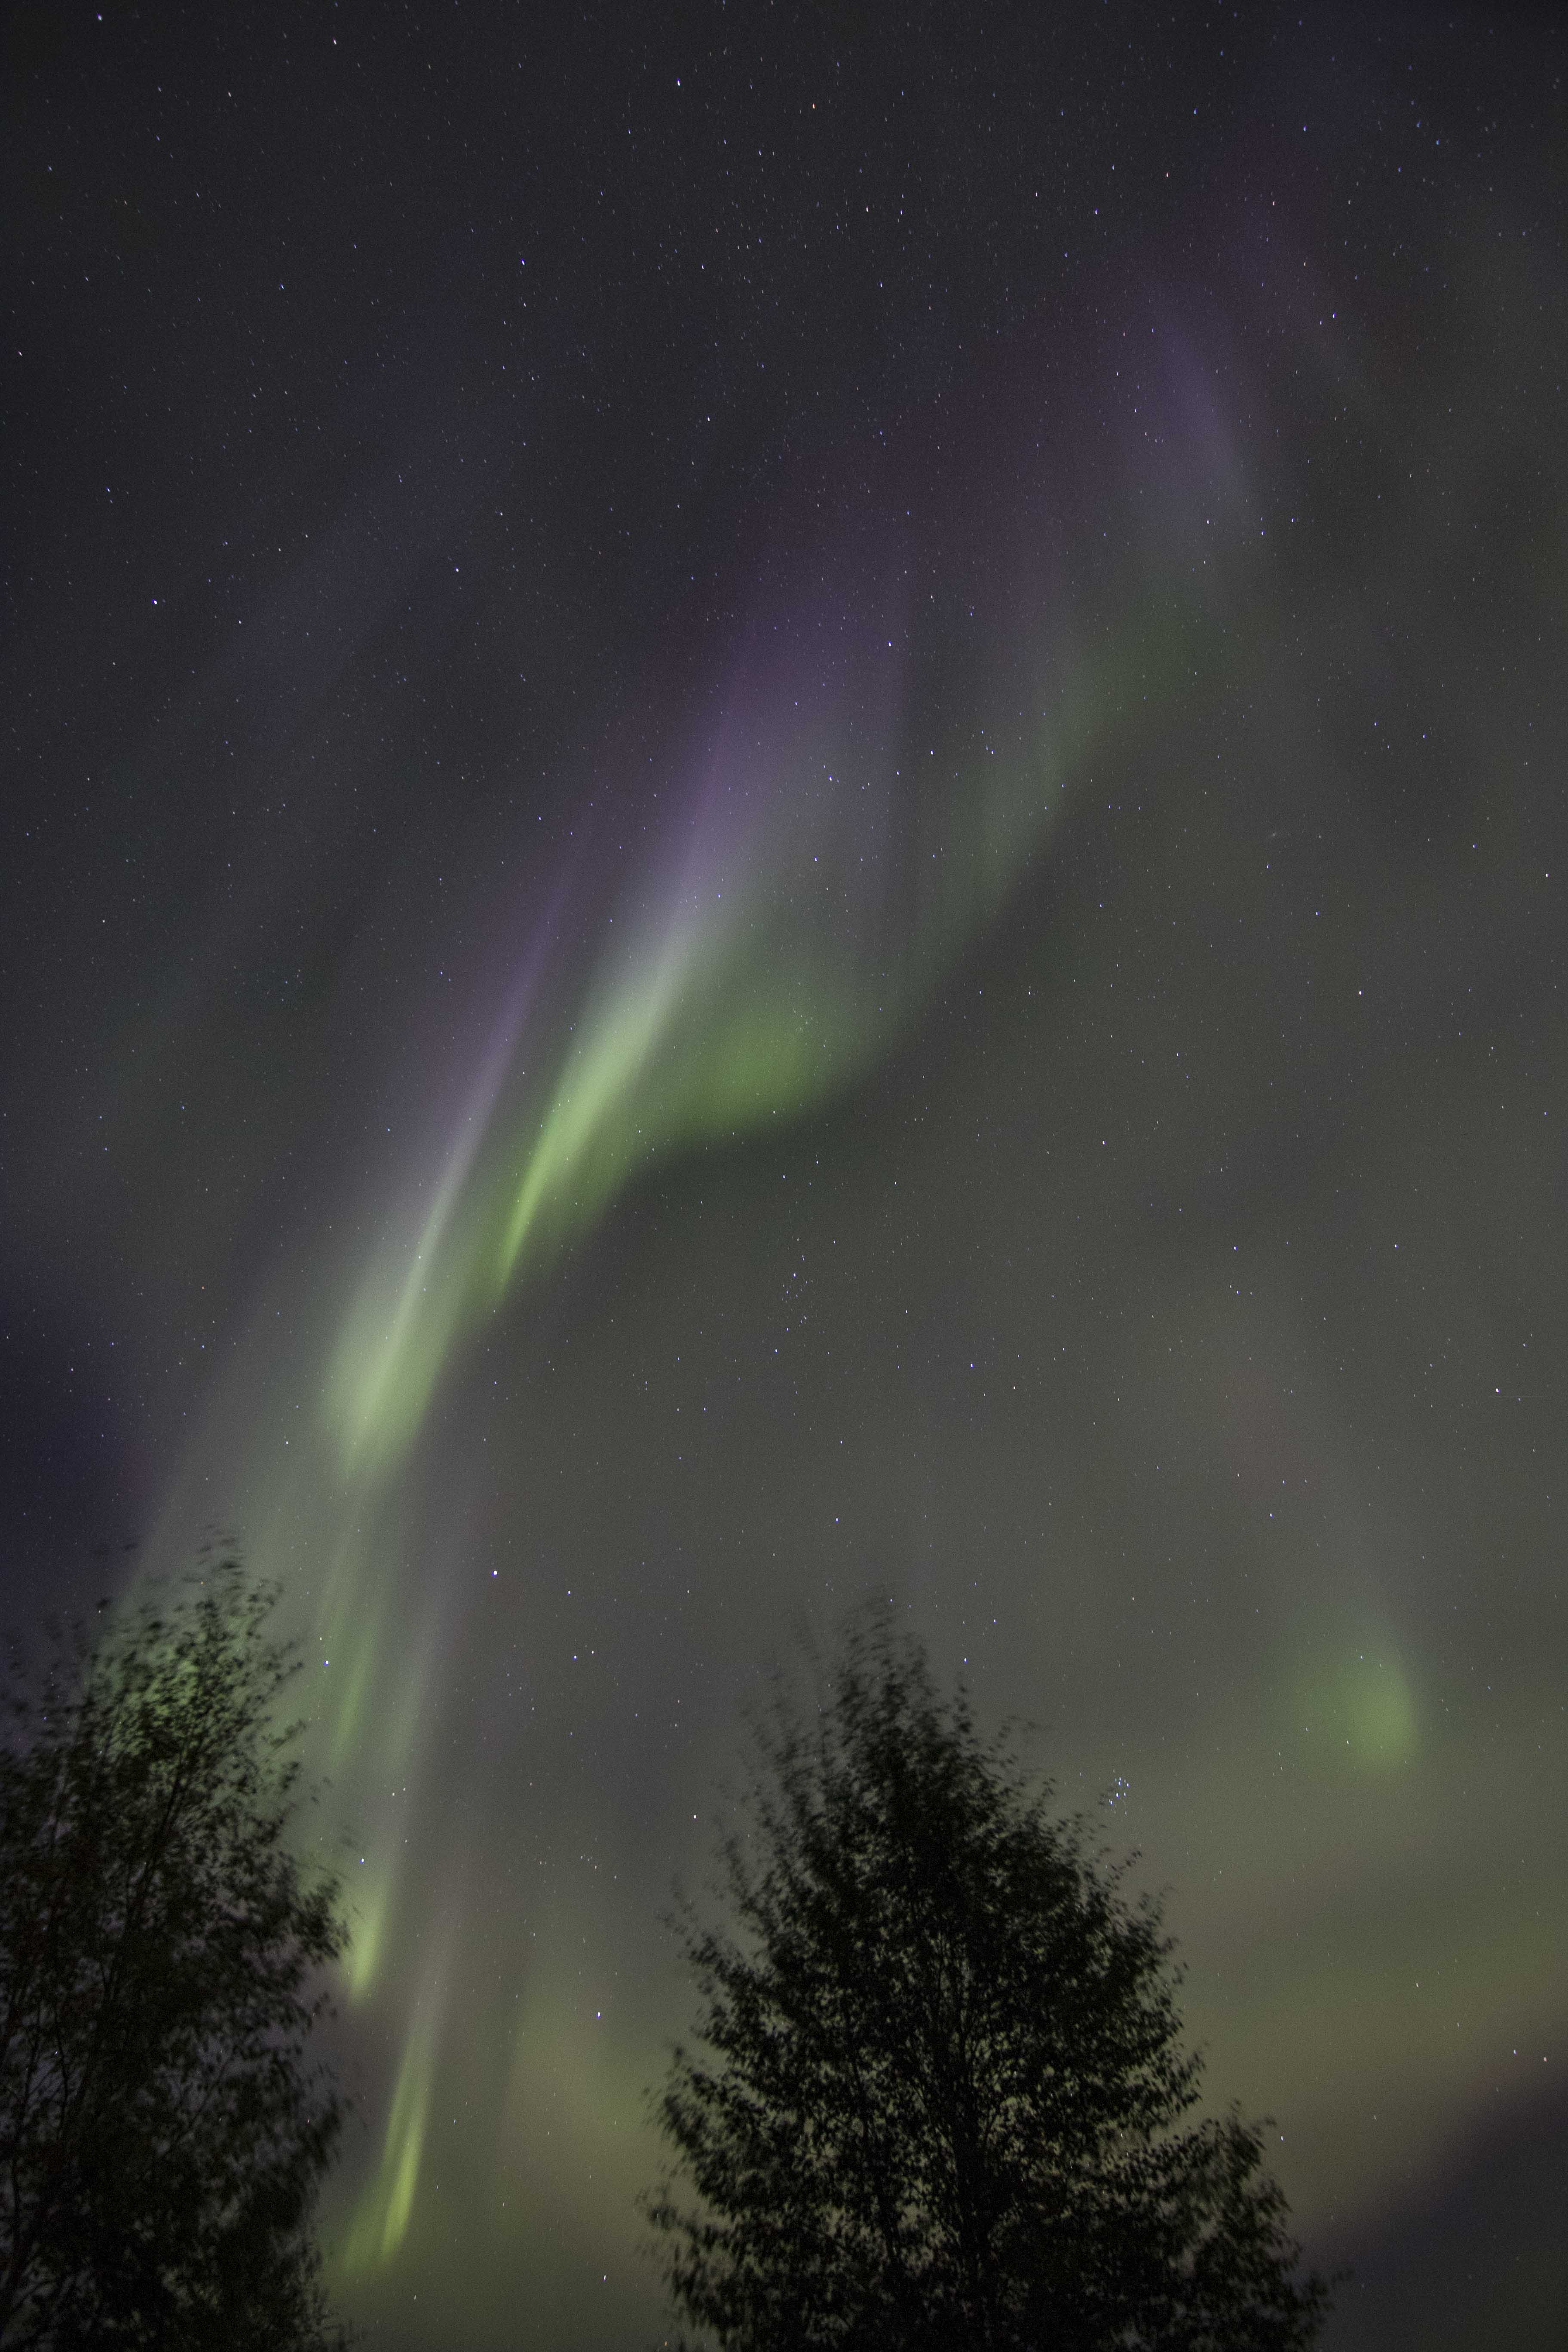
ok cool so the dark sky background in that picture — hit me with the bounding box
[4,2,1566,2345]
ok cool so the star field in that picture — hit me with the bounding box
[3,6,1566,2348]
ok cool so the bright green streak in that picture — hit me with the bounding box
[324,592,1208,1482]
[344,2009,437,2269]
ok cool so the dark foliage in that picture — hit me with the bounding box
[0,1558,351,2350]
[647,1617,1330,2352]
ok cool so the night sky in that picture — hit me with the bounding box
[4,3,1566,2346]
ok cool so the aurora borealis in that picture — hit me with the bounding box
[4,5,1566,2346]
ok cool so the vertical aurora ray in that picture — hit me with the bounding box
[148,282,1367,2295]
[345,1982,444,2270]
[301,550,1245,2257]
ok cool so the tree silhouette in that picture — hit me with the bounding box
[647,1617,1329,2351]
[0,1558,351,2350]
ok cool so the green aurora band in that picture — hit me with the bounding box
[154,249,1549,2301]
[322,584,1204,1488]
[312,583,1222,2260]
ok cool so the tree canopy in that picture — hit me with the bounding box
[647,1617,1329,2352]
[0,1559,351,2351]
